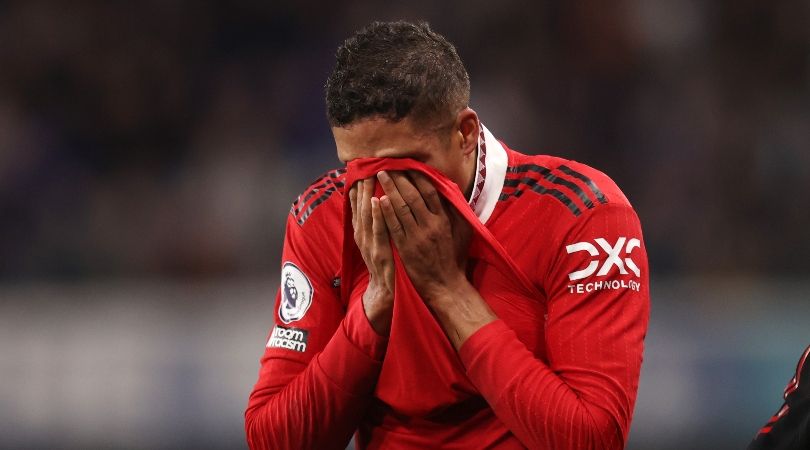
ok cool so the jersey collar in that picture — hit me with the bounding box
[467,123,507,224]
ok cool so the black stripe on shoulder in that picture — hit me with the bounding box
[296,188,338,226]
[557,165,608,204]
[506,164,595,209]
[499,177,582,216]
[291,168,346,226]
[292,178,345,217]
[291,168,346,214]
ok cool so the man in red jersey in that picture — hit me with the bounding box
[246,21,649,450]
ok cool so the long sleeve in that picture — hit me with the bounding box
[246,299,387,450]
[245,204,388,450]
[459,201,650,449]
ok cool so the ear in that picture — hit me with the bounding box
[456,108,479,157]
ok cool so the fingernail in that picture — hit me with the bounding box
[380,195,390,206]
[377,171,389,182]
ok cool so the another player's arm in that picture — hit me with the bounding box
[377,170,649,450]
[245,192,389,450]
[749,345,810,450]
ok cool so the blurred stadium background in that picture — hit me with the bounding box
[1,1,808,449]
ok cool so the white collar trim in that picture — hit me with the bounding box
[468,124,507,225]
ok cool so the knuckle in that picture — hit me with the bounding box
[403,191,420,203]
[372,248,389,264]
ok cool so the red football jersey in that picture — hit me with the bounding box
[246,125,650,449]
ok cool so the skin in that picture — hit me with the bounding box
[338,108,497,349]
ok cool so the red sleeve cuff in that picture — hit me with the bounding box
[343,299,388,361]
[459,319,540,403]
[458,319,510,364]
[312,299,388,397]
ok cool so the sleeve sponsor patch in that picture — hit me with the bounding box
[564,236,643,294]
[266,325,309,353]
[279,261,314,323]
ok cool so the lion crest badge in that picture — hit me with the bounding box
[278,262,314,323]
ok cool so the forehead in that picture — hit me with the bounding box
[332,117,438,162]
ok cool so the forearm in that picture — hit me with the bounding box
[460,321,626,450]
[246,301,387,450]
[430,284,630,449]
[427,277,497,350]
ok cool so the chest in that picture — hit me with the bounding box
[469,217,550,357]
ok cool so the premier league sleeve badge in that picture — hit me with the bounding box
[278,262,314,323]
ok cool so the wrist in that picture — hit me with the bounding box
[345,299,389,361]
[426,279,498,350]
[362,284,393,336]
[422,272,470,305]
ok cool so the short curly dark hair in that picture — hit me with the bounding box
[325,21,470,127]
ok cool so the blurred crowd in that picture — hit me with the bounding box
[1,0,808,280]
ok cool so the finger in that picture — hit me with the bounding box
[444,197,462,228]
[446,199,472,265]
[361,177,374,238]
[408,171,442,215]
[349,184,358,231]
[370,197,390,248]
[389,172,433,225]
[379,195,406,243]
[357,180,365,241]
[377,171,418,231]
[363,175,376,199]
[388,172,431,223]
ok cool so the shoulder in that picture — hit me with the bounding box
[501,149,647,296]
[288,167,346,229]
[501,149,633,219]
[282,167,346,286]
[499,149,644,270]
